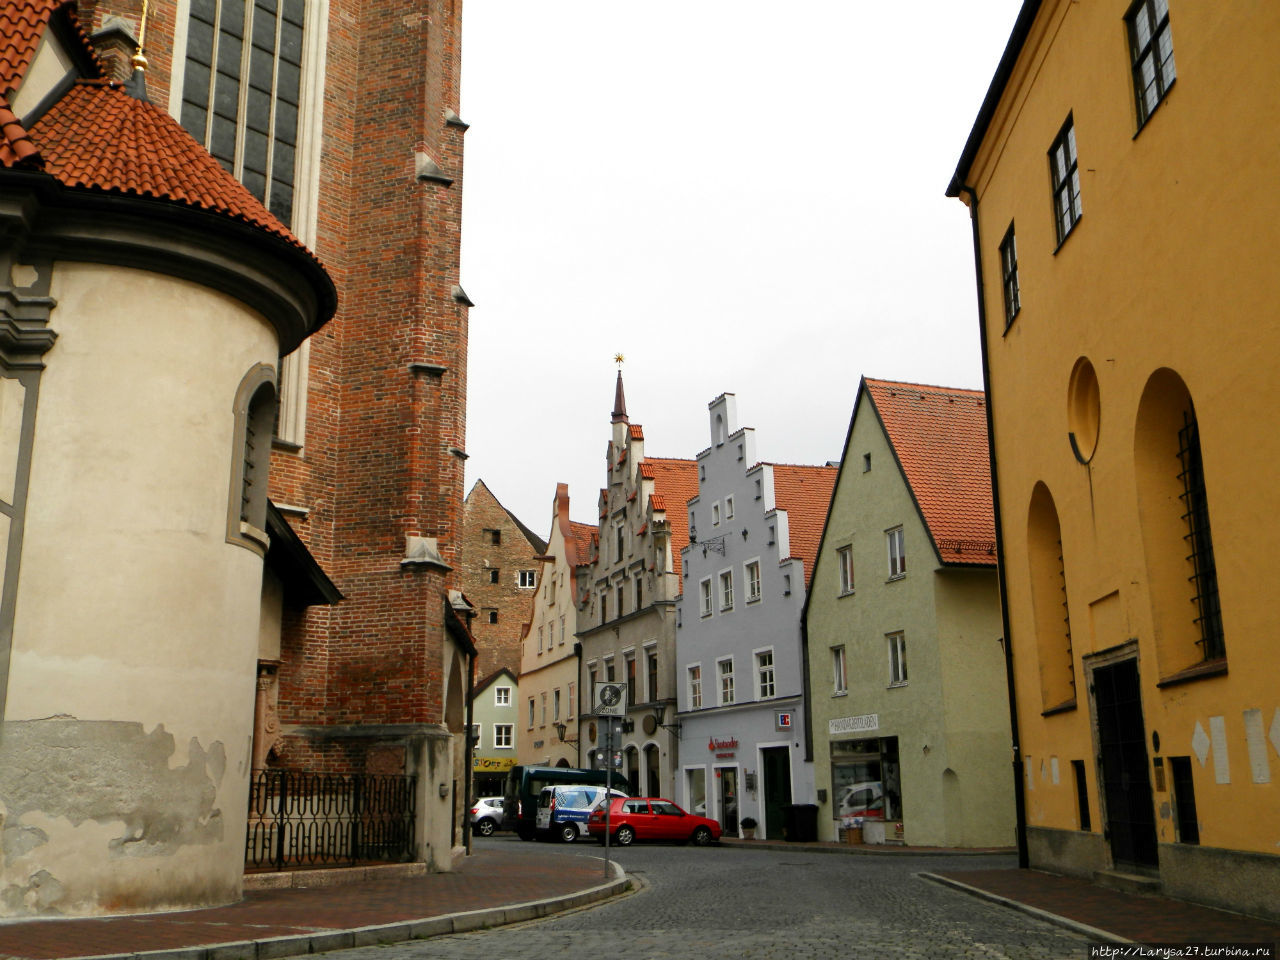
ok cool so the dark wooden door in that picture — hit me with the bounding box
[1094,659,1158,869]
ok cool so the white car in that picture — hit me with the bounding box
[837,782,885,819]
[470,796,504,836]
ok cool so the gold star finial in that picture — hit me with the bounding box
[614,353,625,368]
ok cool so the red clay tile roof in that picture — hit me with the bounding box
[865,378,996,566]
[0,0,97,93]
[570,521,596,569]
[772,463,839,588]
[629,424,643,440]
[1,1,312,261]
[23,80,308,253]
[641,457,698,579]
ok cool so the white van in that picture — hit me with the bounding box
[535,785,628,842]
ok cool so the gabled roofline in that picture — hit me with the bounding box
[946,0,1044,198]
[472,666,517,698]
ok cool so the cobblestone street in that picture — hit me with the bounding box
[319,838,1088,960]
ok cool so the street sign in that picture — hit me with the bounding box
[594,681,626,717]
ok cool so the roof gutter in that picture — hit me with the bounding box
[957,182,1028,869]
[946,0,1044,198]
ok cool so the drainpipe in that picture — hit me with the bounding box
[573,641,584,767]
[463,645,476,855]
[959,182,1029,870]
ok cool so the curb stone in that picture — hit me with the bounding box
[918,871,1131,944]
[56,862,628,960]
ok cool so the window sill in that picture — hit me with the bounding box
[1157,657,1228,689]
[839,589,855,598]
[832,691,848,698]
[887,681,908,689]
[886,574,905,583]
[746,596,761,605]
[1041,697,1077,717]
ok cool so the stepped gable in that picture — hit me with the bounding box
[639,457,698,579]
[865,378,996,566]
[771,463,839,587]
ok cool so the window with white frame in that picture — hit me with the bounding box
[688,664,702,709]
[719,570,734,611]
[832,645,848,695]
[537,626,543,652]
[755,649,775,699]
[838,545,854,595]
[494,724,513,749]
[700,578,713,617]
[888,631,908,686]
[712,502,721,526]
[745,560,761,602]
[559,616,566,645]
[540,692,547,726]
[886,526,906,578]
[519,569,537,588]
[553,688,561,721]
[718,657,735,705]
[527,698,535,728]
[495,686,511,706]
[725,495,734,519]
[568,682,576,718]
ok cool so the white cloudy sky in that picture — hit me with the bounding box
[459,1,1024,534]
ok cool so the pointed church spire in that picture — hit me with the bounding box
[611,356,628,424]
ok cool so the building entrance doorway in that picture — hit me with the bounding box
[716,767,739,835]
[1093,658,1158,870]
[761,747,791,839]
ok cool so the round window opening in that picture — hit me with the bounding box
[1067,357,1100,463]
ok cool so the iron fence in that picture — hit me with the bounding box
[245,770,417,870]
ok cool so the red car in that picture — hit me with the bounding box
[587,797,722,846]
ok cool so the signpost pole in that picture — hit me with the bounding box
[602,717,611,877]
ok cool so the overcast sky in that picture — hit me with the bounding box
[459,1,1024,535]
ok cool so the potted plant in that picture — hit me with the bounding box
[740,817,757,839]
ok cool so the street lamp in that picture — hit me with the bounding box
[553,721,577,744]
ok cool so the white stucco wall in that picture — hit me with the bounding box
[0,261,278,916]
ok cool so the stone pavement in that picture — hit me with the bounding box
[0,838,1275,960]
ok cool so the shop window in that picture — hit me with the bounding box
[831,736,901,823]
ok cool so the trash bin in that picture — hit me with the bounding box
[783,803,819,842]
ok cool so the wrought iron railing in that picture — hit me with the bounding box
[245,770,417,871]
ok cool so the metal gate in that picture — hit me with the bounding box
[245,770,417,870]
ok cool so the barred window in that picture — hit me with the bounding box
[1177,409,1224,661]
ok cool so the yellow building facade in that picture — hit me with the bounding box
[949,0,1280,919]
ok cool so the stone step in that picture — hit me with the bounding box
[1093,869,1161,895]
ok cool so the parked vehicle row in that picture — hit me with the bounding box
[535,785,627,842]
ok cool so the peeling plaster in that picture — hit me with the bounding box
[0,718,226,869]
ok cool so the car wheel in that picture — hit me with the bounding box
[559,823,578,843]
[615,825,635,846]
[476,818,495,837]
[690,825,713,846]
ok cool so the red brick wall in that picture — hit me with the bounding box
[459,482,546,678]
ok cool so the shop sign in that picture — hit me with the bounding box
[472,756,517,772]
[829,714,878,735]
[707,736,738,758]
[775,711,793,730]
